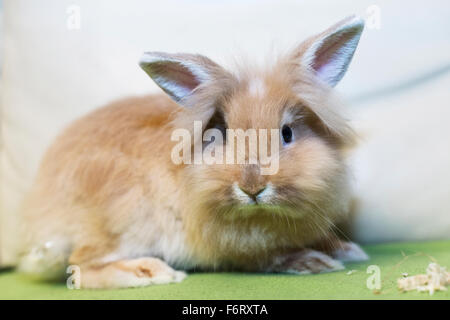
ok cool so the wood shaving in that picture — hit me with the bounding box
[397,263,450,295]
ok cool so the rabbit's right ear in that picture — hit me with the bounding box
[140,52,227,106]
[292,15,364,87]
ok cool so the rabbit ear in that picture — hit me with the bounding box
[295,15,364,87]
[140,52,224,105]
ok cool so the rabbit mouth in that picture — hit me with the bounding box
[231,182,276,206]
[226,182,315,217]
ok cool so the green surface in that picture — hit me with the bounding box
[1,241,449,299]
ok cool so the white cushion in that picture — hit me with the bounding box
[1,0,450,264]
[349,71,450,242]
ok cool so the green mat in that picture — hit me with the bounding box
[1,241,449,300]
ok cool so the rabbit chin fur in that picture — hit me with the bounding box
[18,16,366,288]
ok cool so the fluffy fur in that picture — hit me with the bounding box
[18,16,368,288]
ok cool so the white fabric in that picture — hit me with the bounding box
[349,72,450,242]
[1,0,450,265]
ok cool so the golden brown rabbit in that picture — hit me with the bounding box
[19,15,368,288]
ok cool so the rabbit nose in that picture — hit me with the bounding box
[239,164,267,200]
[239,185,267,200]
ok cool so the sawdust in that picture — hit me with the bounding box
[397,263,450,295]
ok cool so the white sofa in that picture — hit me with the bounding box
[1,0,450,265]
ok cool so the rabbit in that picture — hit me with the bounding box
[18,15,368,289]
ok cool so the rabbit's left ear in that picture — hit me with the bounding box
[294,15,364,87]
[139,52,227,106]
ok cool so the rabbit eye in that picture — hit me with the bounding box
[205,110,227,140]
[214,123,226,138]
[281,125,293,144]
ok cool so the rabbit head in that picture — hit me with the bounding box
[140,16,364,257]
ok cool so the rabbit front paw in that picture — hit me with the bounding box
[79,257,187,289]
[330,241,369,262]
[270,249,345,274]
